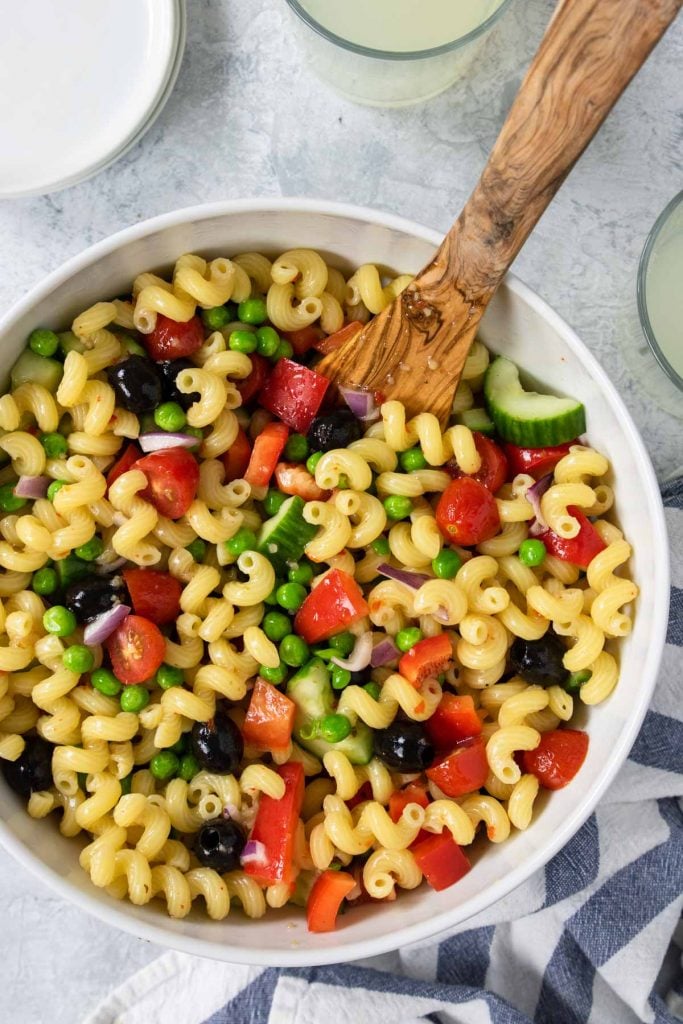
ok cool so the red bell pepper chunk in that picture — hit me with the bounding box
[522,728,589,790]
[106,443,141,489]
[535,507,606,568]
[426,736,489,798]
[411,833,471,892]
[388,782,430,823]
[244,422,289,489]
[244,762,305,885]
[306,869,357,932]
[312,321,363,355]
[503,441,577,478]
[294,569,369,644]
[122,568,182,627]
[282,325,325,356]
[242,678,296,751]
[399,634,452,688]
[258,358,330,433]
[237,353,271,405]
[425,694,482,750]
[221,426,252,482]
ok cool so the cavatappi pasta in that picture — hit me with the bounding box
[0,248,636,934]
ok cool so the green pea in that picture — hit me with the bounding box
[62,644,95,673]
[28,328,60,358]
[150,751,180,781]
[276,581,307,612]
[279,634,310,667]
[229,329,258,354]
[91,667,122,697]
[363,681,381,701]
[154,401,187,432]
[432,549,462,580]
[43,605,76,637]
[284,433,309,462]
[225,527,258,558]
[40,432,68,458]
[264,579,283,605]
[255,325,280,357]
[120,685,150,713]
[120,772,133,795]
[399,447,427,472]
[371,537,390,557]
[185,538,206,562]
[74,536,104,562]
[319,713,352,743]
[263,489,287,517]
[169,735,188,756]
[565,669,592,693]
[518,539,547,567]
[237,297,268,325]
[259,663,288,685]
[331,665,352,690]
[0,484,26,514]
[337,474,350,490]
[288,561,314,586]
[383,495,413,521]
[201,305,232,330]
[273,339,293,361]
[32,567,58,596]
[178,752,200,781]
[262,610,292,642]
[395,626,423,652]
[47,480,66,502]
[306,451,323,476]
[155,663,184,690]
[328,632,355,657]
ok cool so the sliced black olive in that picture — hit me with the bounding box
[191,711,244,774]
[1,736,53,798]
[106,356,162,414]
[307,409,362,452]
[373,721,434,772]
[64,574,128,625]
[194,817,246,872]
[509,634,569,687]
[156,359,200,411]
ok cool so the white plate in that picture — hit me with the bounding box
[0,0,183,198]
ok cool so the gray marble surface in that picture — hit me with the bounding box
[0,1,681,1021]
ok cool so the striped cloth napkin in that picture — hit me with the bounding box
[86,479,683,1024]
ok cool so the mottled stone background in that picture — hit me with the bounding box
[0,2,681,1020]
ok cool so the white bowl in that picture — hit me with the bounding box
[0,199,669,966]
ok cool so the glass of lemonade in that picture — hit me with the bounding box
[284,0,515,107]
[637,191,683,400]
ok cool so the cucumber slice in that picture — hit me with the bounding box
[11,349,63,394]
[55,554,90,590]
[58,331,86,357]
[287,658,373,765]
[257,495,317,570]
[457,407,495,436]
[483,356,585,446]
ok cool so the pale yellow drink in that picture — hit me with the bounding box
[644,197,683,381]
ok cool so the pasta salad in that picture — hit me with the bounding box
[0,249,637,932]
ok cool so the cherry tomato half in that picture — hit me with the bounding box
[133,447,199,519]
[237,354,271,405]
[521,729,589,789]
[144,314,205,362]
[106,443,141,489]
[105,614,166,685]
[435,477,500,547]
[221,427,252,482]
[447,433,508,493]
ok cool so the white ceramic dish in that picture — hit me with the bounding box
[0,199,669,965]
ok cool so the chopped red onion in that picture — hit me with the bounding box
[331,631,373,672]
[138,432,198,453]
[370,636,399,667]
[240,839,267,866]
[526,473,553,528]
[83,604,131,646]
[339,385,380,423]
[377,563,430,590]
[14,475,50,499]
[224,802,240,821]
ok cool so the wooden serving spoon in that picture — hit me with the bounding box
[317,0,682,424]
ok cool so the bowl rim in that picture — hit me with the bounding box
[0,197,670,966]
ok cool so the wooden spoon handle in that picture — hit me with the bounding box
[427,0,682,307]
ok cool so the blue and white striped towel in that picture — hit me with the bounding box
[86,479,683,1024]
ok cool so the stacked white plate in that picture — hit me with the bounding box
[0,0,186,198]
